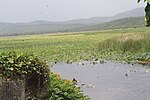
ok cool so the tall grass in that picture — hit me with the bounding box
[98,33,150,53]
[98,32,150,63]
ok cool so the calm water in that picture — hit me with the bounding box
[51,61,150,100]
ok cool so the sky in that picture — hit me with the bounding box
[0,0,146,23]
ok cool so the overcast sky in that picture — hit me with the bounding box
[0,0,146,23]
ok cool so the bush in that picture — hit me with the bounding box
[0,52,90,100]
[0,52,50,98]
[42,72,90,100]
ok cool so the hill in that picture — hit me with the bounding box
[0,7,145,36]
[81,17,145,31]
[65,7,145,24]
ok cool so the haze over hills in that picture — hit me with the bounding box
[0,7,145,36]
[63,7,145,24]
[81,17,145,31]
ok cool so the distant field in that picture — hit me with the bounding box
[0,28,150,65]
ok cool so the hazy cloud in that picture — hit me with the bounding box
[0,0,145,22]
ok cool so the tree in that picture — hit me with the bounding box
[138,0,150,26]
[137,0,150,3]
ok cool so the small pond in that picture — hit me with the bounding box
[51,61,150,100]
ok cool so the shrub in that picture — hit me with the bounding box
[0,52,50,98]
[42,72,90,100]
[0,52,90,100]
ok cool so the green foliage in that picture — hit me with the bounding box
[0,28,150,64]
[145,3,150,26]
[0,52,50,98]
[98,32,150,63]
[133,52,150,60]
[137,0,150,3]
[42,72,90,100]
[99,37,149,53]
[0,52,89,99]
[138,0,150,27]
[132,52,150,65]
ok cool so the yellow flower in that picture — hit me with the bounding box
[64,80,68,84]
[69,80,73,83]
[56,75,60,80]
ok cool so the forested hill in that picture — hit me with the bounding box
[0,7,145,36]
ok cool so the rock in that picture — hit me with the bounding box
[125,73,129,77]
[87,84,95,88]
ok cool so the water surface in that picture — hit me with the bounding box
[51,61,150,100]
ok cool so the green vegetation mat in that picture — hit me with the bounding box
[0,27,150,65]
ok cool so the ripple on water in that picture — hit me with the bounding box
[51,61,150,100]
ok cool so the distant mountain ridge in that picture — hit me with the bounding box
[64,7,145,24]
[114,7,145,19]
[81,17,145,31]
[0,7,145,36]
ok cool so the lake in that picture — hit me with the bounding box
[51,61,150,100]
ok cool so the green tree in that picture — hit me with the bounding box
[138,0,150,26]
